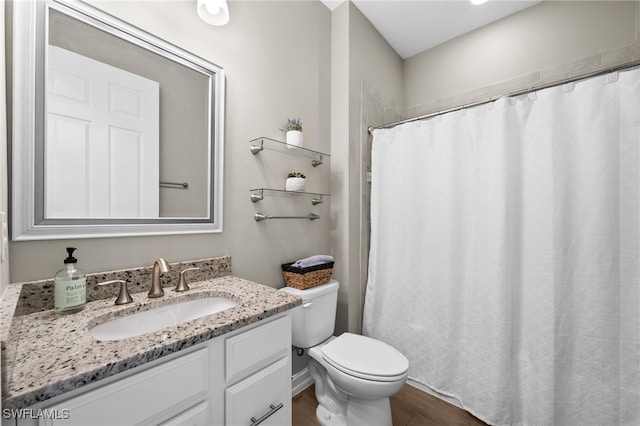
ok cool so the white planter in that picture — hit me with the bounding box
[285,177,306,192]
[286,130,303,149]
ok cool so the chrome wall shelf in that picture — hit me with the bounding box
[249,137,330,167]
[250,135,330,222]
[250,188,329,205]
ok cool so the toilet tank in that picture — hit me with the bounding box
[279,280,339,348]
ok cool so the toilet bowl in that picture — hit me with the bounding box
[311,333,409,399]
[280,280,409,426]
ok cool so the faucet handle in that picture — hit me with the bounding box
[98,280,133,305]
[175,267,200,292]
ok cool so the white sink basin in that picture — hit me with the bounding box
[89,297,237,341]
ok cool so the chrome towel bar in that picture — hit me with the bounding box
[254,213,320,221]
[159,181,189,189]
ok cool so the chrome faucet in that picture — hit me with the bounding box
[148,258,169,298]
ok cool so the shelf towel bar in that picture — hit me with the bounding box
[160,181,189,189]
[254,213,319,221]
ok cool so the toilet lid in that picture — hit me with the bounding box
[320,333,409,382]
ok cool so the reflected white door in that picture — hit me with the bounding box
[46,46,160,218]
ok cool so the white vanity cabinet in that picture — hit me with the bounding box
[224,314,291,425]
[41,347,212,426]
[13,314,291,426]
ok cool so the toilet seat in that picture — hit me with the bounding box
[320,333,409,382]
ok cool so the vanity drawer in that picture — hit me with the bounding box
[43,348,209,426]
[225,315,290,383]
[225,357,290,426]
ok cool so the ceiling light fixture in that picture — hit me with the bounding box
[470,0,490,5]
[197,0,230,26]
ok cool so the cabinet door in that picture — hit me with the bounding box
[42,348,208,426]
[225,357,291,426]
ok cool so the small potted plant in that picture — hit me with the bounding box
[284,117,303,149]
[286,172,306,191]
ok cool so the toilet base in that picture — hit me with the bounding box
[316,405,345,426]
[315,396,392,426]
[310,356,393,426]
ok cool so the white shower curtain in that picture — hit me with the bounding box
[363,68,640,426]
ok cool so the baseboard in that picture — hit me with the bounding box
[291,366,314,397]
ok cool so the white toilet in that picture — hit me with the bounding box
[280,280,409,426]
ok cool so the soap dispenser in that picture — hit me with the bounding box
[54,247,87,314]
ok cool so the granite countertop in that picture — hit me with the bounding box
[1,276,301,409]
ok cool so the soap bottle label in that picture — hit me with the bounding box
[54,277,87,311]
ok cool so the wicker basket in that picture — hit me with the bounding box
[282,261,334,290]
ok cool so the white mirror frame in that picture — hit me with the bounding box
[12,0,225,240]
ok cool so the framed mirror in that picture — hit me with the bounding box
[12,0,225,240]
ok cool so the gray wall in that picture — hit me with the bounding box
[9,0,332,286]
[330,1,403,334]
[404,0,640,113]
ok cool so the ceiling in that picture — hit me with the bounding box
[321,0,542,59]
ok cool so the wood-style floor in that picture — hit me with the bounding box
[292,383,489,426]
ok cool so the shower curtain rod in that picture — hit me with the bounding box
[368,61,640,134]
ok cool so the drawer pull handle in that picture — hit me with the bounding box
[250,402,284,426]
